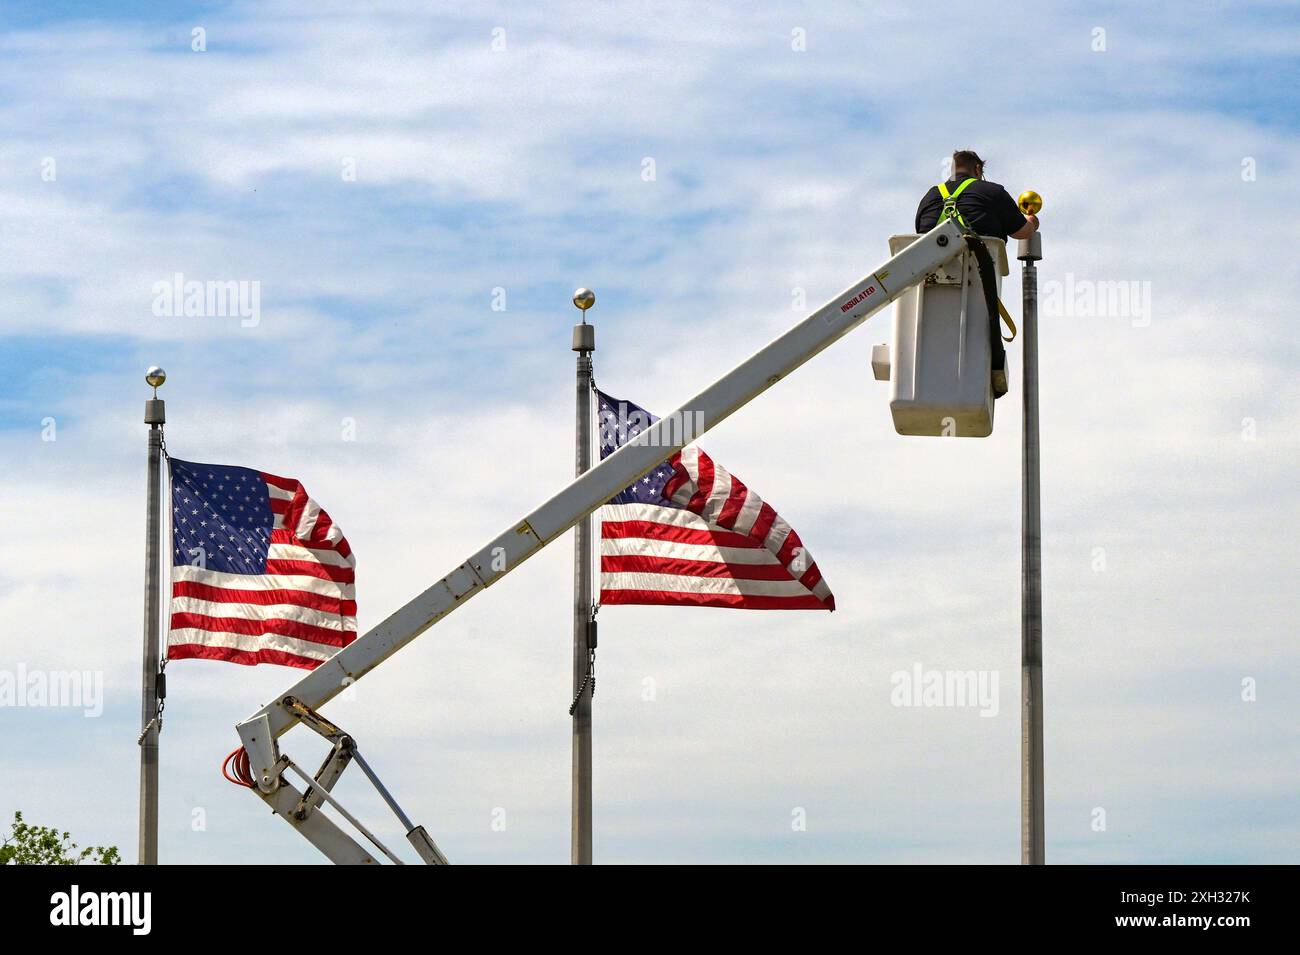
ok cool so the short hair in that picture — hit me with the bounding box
[952,149,985,179]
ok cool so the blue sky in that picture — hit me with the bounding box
[1,0,1297,864]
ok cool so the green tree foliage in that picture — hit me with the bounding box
[0,811,120,865]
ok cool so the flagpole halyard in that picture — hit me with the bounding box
[139,366,167,864]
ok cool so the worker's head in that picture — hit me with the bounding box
[952,149,985,180]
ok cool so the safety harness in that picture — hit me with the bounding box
[935,178,1017,398]
[936,177,978,229]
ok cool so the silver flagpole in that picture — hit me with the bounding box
[1017,196,1045,865]
[138,366,167,865]
[570,288,596,865]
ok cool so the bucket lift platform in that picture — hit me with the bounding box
[872,234,1009,437]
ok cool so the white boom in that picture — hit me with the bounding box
[236,219,968,863]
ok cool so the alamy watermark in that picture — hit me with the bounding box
[50,886,151,935]
[152,272,261,327]
[890,663,1000,717]
[0,664,103,717]
[599,401,705,448]
[1041,272,1152,326]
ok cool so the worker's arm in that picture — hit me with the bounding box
[994,185,1037,240]
[1010,213,1039,240]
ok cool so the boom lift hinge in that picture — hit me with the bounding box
[242,696,450,864]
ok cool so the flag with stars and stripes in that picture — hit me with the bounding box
[167,458,356,670]
[597,390,834,611]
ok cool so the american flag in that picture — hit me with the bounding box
[167,458,356,670]
[597,390,834,611]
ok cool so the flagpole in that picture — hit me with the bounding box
[1017,209,1045,865]
[138,366,167,865]
[570,288,596,865]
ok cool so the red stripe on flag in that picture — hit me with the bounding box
[283,486,310,538]
[171,580,355,617]
[305,512,334,546]
[686,450,715,512]
[269,527,350,559]
[798,563,823,591]
[270,516,347,556]
[168,642,324,670]
[716,475,750,530]
[776,528,803,567]
[263,559,355,584]
[170,612,351,648]
[598,588,829,610]
[601,520,763,550]
[259,472,300,493]
[748,503,777,543]
[661,452,688,501]
[601,554,794,581]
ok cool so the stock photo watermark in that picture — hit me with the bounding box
[1041,272,1152,326]
[0,664,103,717]
[151,273,261,327]
[890,663,1000,717]
[50,886,151,935]
[599,401,706,448]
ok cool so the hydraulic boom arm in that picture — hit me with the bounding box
[236,219,967,862]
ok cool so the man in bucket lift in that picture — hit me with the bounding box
[914,149,1038,397]
[915,149,1038,241]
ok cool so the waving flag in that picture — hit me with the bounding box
[597,391,834,611]
[167,458,356,670]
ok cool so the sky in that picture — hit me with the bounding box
[1,0,1297,864]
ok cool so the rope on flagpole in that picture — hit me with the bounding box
[137,717,159,746]
[154,439,171,731]
[572,373,600,716]
[568,603,598,716]
[567,671,591,717]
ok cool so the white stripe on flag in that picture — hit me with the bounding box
[601,536,774,565]
[168,628,337,661]
[268,541,355,568]
[295,499,322,541]
[170,596,347,632]
[671,446,701,506]
[731,487,764,536]
[171,565,355,599]
[600,572,815,598]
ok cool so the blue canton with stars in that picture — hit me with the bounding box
[170,458,274,574]
[597,390,681,508]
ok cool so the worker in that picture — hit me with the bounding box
[915,149,1033,400]
[915,149,1038,242]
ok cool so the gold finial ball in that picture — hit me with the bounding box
[145,366,167,389]
[572,287,595,311]
[1019,190,1043,216]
